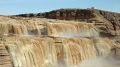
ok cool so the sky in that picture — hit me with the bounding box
[0,0,120,15]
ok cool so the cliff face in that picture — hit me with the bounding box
[15,9,120,37]
[40,9,95,20]
[96,10,120,36]
[16,9,95,20]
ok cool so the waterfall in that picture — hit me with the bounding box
[0,37,115,67]
[47,22,99,38]
[0,16,119,67]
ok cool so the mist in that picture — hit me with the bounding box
[57,51,120,67]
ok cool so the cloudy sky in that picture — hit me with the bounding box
[0,0,119,15]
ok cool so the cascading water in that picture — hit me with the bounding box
[47,22,99,38]
[0,36,115,67]
[0,16,119,67]
[0,21,45,36]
